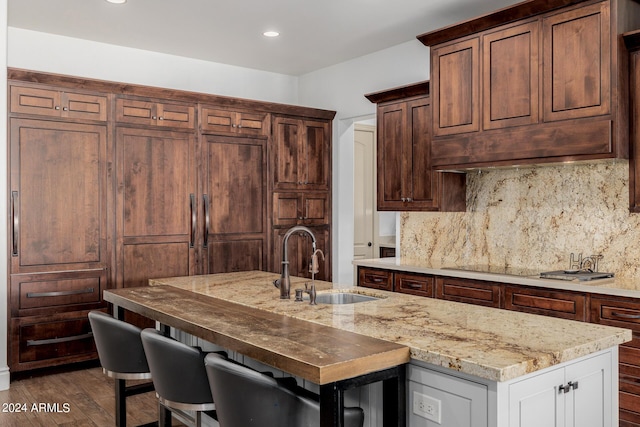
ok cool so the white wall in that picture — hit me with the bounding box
[298,40,430,285]
[8,28,299,104]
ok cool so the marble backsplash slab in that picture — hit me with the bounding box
[400,160,640,278]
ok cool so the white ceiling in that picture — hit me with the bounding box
[8,0,522,76]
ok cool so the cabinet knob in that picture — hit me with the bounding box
[152,116,157,120]
[401,198,406,202]
[367,242,372,247]
[54,106,60,110]
[232,124,236,128]
[158,117,164,120]
[407,197,413,202]
[62,107,69,111]
[237,124,242,128]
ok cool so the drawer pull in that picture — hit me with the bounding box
[27,332,93,347]
[368,277,384,283]
[406,283,423,289]
[11,191,18,256]
[611,312,640,319]
[26,288,94,298]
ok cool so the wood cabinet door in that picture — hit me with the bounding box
[432,37,480,136]
[116,127,196,285]
[201,107,269,136]
[377,101,405,209]
[10,85,107,121]
[156,102,195,129]
[272,116,330,191]
[631,49,640,212]
[202,135,266,274]
[273,227,330,281]
[10,119,108,274]
[301,120,330,190]
[407,98,437,207]
[542,1,610,122]
[272,192,330,227]
[483,21,540,130]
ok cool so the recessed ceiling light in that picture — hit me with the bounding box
[263,31,280,38]
[106,0,126,4]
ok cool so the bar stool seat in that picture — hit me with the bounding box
[140,328,219,427]
[204,353,365,427]
[88,310,156,427]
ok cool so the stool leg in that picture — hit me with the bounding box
[158,402,172,427]
[115,379,127,427]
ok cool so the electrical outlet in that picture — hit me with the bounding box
[413,391,442,424]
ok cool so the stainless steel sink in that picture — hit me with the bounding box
[315,293,380,304]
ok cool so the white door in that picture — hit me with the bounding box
[354,124,375,260]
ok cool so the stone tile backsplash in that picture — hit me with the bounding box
[400,160,640,278]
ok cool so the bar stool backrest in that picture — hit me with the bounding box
[204,353,364,427]
[140,328,214,407]
[88,311,150,379]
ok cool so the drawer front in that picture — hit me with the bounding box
[436,277,501,308]
[10,310,101,371]
[591,296,640,332]
[395,273,434,297]
[11,270,107,317]
[504,285,586,320]
[358,268,393,291]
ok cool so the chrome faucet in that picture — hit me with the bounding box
[273,226,317,299]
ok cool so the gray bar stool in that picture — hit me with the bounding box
[140,328,218,427]
[204,353,365,427]
[88,311,156,427]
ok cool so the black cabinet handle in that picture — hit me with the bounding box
[189,194,196,248]
[11,191,18,256]
[203,194,210,248]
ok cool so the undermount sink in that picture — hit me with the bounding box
[315,293,380,305]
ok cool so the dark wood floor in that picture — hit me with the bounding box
[0,366,162,426]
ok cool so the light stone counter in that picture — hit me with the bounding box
[354,257,640,298]
[150,270,631,382]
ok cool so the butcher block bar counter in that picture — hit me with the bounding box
[104,271,632,427]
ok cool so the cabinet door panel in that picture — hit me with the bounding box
[483,21,540,130]
[378,103,405,206]
[10,86,61,117]
[630,50,640,211]
[157,103,195,129]
[303,120,330,190]
[509,366,564,427]
[116,98,155,125]
[433,38,480,136]
[543,2,610,121]
[201,108,235,133]
[205,137,265,234]
[236,112,269,136]
[407,98,435,204]
[10,119,107,272]
[273,192,301,226]
[62,92,107,121]
[273,117,301,188]
[207,239,263,273]
[119,128,194,237]
[303,193,330,225]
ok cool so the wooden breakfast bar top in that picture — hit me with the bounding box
[103,285,410,385]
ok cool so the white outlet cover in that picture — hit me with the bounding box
[413,391,442,424]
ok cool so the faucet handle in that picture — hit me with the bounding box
[309,249,325,274]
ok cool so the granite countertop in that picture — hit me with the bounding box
[353,257,640,298]
[151,271,631,382]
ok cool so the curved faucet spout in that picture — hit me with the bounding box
[274,226,317,299]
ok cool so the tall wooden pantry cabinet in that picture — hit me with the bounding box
[6,69,335,372]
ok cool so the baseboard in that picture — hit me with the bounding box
[0,365,10,390]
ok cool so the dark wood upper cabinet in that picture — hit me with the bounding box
[366,82,466,212]
[200,106,270,136]
[542,1,610,122]
[432,38,480,137]
[116,97,195,129]
[420,0,640,169]
[626,30,640,212]
[483,21,540,130]
[10,84,108,121]
[272,116,331,191]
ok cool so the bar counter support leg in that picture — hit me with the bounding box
[320,382,344,427]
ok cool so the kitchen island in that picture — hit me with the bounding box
[105,271,631,427]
